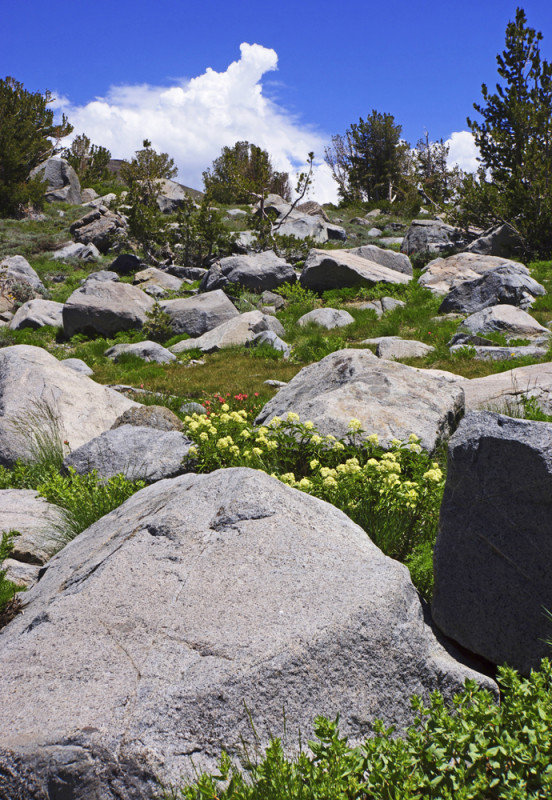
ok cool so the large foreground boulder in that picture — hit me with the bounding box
[0,468,494,796]
[63,281,155,337]
[0,345,137,467]
[432,412,552,673]
[255,349,464,451]
[300,249,411,292]
[200,251,296,293]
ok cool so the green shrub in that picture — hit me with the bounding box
[165,659,552,800]
[143,302,174,343]
[0,530,20,619]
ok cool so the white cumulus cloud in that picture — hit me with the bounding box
[445,131,480,173]
[57,43,338,203]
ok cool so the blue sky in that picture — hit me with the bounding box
[2,0,552,201]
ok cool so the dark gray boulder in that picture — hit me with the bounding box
[432,411,552,673]
[200,251,296,293]
[439,266,545,314]
[464,223,522,258]
[0,468,494,796]
[401,220,466,255]
[29,157,81,205]
[300,249,411,292]
[110,253,143,275]
[63,425,192,482]
[70,208,126,254]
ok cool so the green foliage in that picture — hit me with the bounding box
[324,111,409,203]
[0,530,20,618]
[0,76,73,217]
[203,141,291,204]
[183,411,443,599]
[62,133,111,186]
[455,8,552,258]
[415,131,462,206]
[143,302,174,343]
[37,467,145,546]
[167,660,552,799]
[120,139,177,257]
[169,194,235,266]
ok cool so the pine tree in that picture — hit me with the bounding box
[0,76,72,216]
[458,8,552,257]
[203,141,291,204]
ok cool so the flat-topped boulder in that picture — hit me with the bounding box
[104,341,176,364]
[0,468,494,796]
[364,336,435,361]
[170,310,280,354]
[256,349,464,451]
[298,308,354,329]
[348,244,413,276]
[0,345,137,467]
[200,251,296,293]
[299,249,411,292]
[63,281,155,337]
[419,252,529,296]
[459,304,550,341]
[432,412,552,673]
[132,267,183,293]
[160,289,239,337]
[9,299,63,331]
[63,425,192,482]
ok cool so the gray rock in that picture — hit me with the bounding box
[155,179,193,214]
[461,362,552,415]
[80,188,99,203]
[112,405,183,431]
[63,425,192,482]
[160,290,239,337]
[3,558,41,589]
[29,157,81,204]
[349,217,372,226]
[60,358,94,376]
[200,251,296,293]
[372,337,435,361]
[133,267,183,293]
[0,489,65,564]
[70,208,126,254]
[358,300,384,317]
[297,308,355,329]
[464,223,522,258]
[300,249,411,292]
[51,242,100,262]
[325,222,347,240]
[261,290,285,310]
[255,349,464,451]
[368,227,383,237]
[439,266,545,314]
[264,379,287,387]
[9,299,63,331]
[432,412,552,673]
[381,296,406,312]
[247,330,291,358]
[365,208,382,217]
[295,200,330,221]
[166,266,207,282]
[170,311,278,354]
[0,468,494,795]
[104,341,176,364]
[0,345,137,467]
[459,304,550,341]
[449,344,548,361]
[63,281,155,338]
[226,208,247,219]
[401,220,465,255]
[234,231,257,252]
[0,255,46,293]
[419,253,529,296]
[82,270,120,285]
[378,236,403,246]
[348,244,413,276]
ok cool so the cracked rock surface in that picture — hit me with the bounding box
[0,468,494,797]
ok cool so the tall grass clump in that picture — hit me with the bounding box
[183,409,444,600]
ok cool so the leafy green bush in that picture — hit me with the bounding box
[165,659,552,800]
[0,530,20,618]
[183,411,444,600]
[143,302,174,343]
